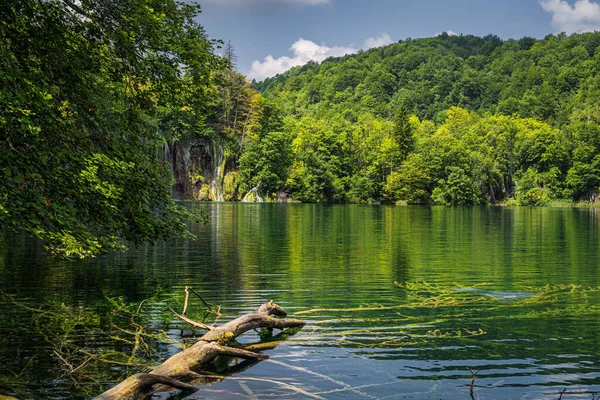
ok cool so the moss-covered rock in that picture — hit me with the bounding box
[197,184,212,201]
[223,171,241,202]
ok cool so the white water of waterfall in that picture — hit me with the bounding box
[242,187,264,203]
[210,140,225,202]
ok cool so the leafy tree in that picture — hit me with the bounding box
[287,117,343,203]
[392,106,415,165]
[384,154,431,204]
[238,131,292,197]
[517,187,552,206]
[0,0,221,257]
[433,167,478,205]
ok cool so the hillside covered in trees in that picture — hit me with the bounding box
[242,33,600,205]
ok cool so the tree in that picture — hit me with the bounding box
[239,131,292,196]
[287,117,343,203]
[432,167,478,205]
[564,122,600,200]
[392,106,416,164]
[224,40,238,69]
[0,0,222,257]
[384,154,431,204]
[514,167,552,206]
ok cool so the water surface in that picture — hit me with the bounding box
[1,204,600,399]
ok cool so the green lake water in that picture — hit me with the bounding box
[2,204,600,399]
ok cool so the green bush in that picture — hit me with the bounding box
[518,187,552,206]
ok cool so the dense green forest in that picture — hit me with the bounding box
[248,32,600,205]
[3,0,600,257]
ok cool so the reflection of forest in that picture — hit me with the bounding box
[207,204,600,300]
[1,205,600,398]
[2,205,600,306]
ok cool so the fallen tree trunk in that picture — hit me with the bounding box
[95,300,305,400]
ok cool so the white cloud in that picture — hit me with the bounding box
[363,33,393,49]
[248,39,355,81]
[248,33,393,81]
[540,0,600,33]
[436,30,457,36]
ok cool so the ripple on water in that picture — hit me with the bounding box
[2,204,600,398]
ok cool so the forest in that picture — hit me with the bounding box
[3,0,600,257]
[249,32,600,205]
[0,0,224,257]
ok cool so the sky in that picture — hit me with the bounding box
[196,0,600,81]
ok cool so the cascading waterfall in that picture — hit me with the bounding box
[242,186,264,203]
[163,136,233,202]
[256,191,264,202]
[210,139,225,202]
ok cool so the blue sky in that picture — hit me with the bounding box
[197,0,600,80]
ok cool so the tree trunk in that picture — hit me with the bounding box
[95,301,305,400]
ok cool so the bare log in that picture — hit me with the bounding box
[95,300,304,400]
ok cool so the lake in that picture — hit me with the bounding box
[1,204,600,399]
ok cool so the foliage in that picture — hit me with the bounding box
[0,292,176,397]
[384,154,430,204]
[237,99,291,197]
[0,0,222,256]
[433,166,478,205]
[286,117,345,203]
[223,170,241,201]
[249,33,600,204]
[516,187,552,206]
[239,131,292,196]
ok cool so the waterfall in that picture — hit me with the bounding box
[255,190,264,203]
[210,140,225,202]
[163,137,230,202]
[242,186,264,203]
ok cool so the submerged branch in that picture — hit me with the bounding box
[168,307,212,331]
[96,300,304,400]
